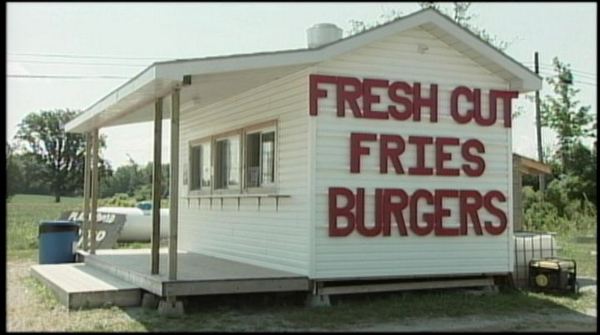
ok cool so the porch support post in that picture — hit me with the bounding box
[151,97,163,275]
[90,128,99,255]
[168,88,180,280]
[81,132,92,250]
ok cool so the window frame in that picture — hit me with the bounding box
[188,137,212,195]
[212,129,243,194]
[242,120,278,194]
[186,119,278,197]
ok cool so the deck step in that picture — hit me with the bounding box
[30,263,142,309]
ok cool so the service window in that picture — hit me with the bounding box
[214,133,241,190]
[189,141,211,191]
[245,126,276,189]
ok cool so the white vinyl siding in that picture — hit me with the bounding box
[311,26,513,279]
[178,68,311,275]
[178,26,515,280]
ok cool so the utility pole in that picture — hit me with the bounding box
[535,51,545,193]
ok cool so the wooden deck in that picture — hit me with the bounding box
[79,249,310,297]
[30,263,141,309]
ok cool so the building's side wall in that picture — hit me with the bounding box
[312,27,514,279]
[178,69,311,275]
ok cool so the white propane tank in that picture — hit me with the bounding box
[97,206,169,242]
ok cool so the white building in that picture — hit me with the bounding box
[60,8,542,309]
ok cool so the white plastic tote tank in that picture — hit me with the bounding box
[513,232,557,286]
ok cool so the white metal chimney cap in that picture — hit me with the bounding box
[307,23,343,48]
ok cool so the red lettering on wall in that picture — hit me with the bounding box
[337,76,363,117]
[410,189,435,236]
[408,136,434,175]
[434,189,460,236]
[459,190,484,235]
[483,190,508,235]
[461,139,486,177]
[355,188,378,236]
[450,86,480,124]
[374,188,384,236]
[328,188,508,237]
[350,133,377,173]
[413,83,438,122]
[328,187,356,237]
[490,90,519,128]
[362,79,389,120]
[309,74,518,128]
[474,90,496,126]
[309,74,337,116]
[382,189,409,236]
[380,134,405,174]
[435,137,460,176]
[388,81,413,120]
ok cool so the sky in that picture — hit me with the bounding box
[6,2,597,169]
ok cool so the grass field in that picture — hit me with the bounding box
[5,193,597,331]
[7,194,83,253]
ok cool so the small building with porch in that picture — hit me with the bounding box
[32,8,542,313]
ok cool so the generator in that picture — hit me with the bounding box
[528,258,578,293]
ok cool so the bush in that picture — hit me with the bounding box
[134,184,152,201]
[522,178,597,237]
[523,200,564,233]
[564,199,597,235]
[99,193,136,207]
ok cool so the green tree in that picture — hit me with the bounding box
[14,109,108,202]
[560,141,596,204]
[10,152,51,195]
[101,162,145,198]
[541,57,595,172]
[6,143,24,200]
[138,162,170,198]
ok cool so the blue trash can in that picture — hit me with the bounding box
[38,220,80,264]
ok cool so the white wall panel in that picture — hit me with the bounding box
[312,27,513,279]
[178,69,311,275]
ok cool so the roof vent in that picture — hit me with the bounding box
[307,23,343,48]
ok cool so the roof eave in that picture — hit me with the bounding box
[65,65,158,133]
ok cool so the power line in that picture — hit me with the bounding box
[529,64,596,77]
[521,60,595,73]
[8,52,173,61]
[573,81,597,87]
[537,72,597,86]
[532,68,596,82]
[8,59,148,67]
[520,61,597,78]
[7,74,130,79]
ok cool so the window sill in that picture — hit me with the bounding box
[182,193,290,211]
